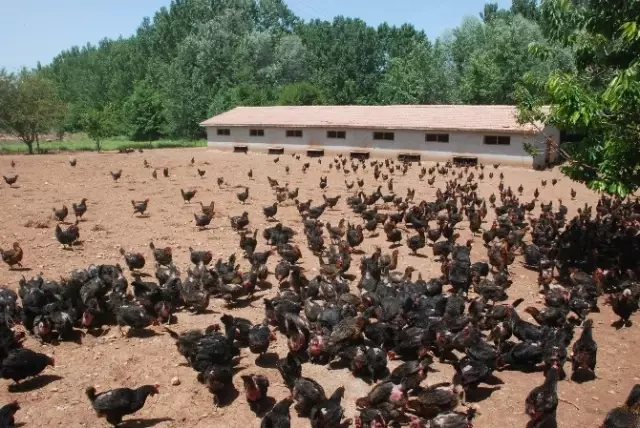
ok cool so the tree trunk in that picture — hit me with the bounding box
[24,141,33,154]
[35,133,40,152]
[95,139,101,152]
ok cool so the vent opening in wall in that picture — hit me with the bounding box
[233,145,248,153]
[350,151,370,160]
[452,156,478,166]
[398,153,420,162]
[268,147,284,155]
[307,149,324,157]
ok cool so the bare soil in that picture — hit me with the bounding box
[0,148,637,428]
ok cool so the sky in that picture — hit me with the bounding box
[0,0,511,70]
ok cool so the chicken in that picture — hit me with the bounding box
[323,194,341,209]
[86,384,159,426]
[110,170,122,182]
[181,189,197,203]
[570,318,597,380]
[131,199,149,215]
[242,374,270,410]
[55,223,80,249]
[152,169,157,179]
[248,321,275,356]
[261,398,293,428]
[2,175,17,187]
[119,247,145,271]
[407,382,460,418]
[525,364,559,423]
[0,243,23,269]
[198,168,206,177]
[189,247,213,266]
[194,213,212,229]
[263,202,278,220]
[293,377,326,416]
[356,381,406,409]
[278,244,302,265]
[407,228,426,254]
[0,348,54,383]
[237,187,249,204]
[199,201,215,217]
[115,304,157,336]
[602,384,640,428]
[72,198,88,220]
[278,352,302,390]
[0,401,20,427]
[605,289,639,327]
[69,158,76,166]
[52,205,68,222]
[163,167,169,177]
[149,242,172,266]
[230,212,250,230]
[310,386,346,428]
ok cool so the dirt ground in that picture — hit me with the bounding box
[0,148,637,428]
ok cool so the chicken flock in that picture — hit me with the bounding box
[0,153,640,428]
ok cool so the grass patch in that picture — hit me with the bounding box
[0,136,206,154]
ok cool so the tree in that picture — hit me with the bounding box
[278,82,326,105]
[83,104,117,151]
[518,0,640,196]
[0,70,62,154]
[126,80,167,141]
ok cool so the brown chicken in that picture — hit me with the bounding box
[0,242,23,269]
[3,174,18,186]
[110,170,122,182]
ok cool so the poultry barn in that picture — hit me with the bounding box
[202,105,561,168]
[0,148,638,428]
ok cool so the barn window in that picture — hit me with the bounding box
[373,132,394,141]
[286,130,303,138]
[250,129,265,137]
[484,135,511,145]
[327,130,346,139]
[426,133,449,143]
[217,128,231,136]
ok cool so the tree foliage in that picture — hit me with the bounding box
[83,104,118,151]
[126,80,167,141]
[28,0,573,144]
[518,0,640,196]
[0,70,62,153]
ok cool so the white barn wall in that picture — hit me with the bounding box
[206,126,550,167]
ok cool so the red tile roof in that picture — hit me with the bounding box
[201,105,540,134]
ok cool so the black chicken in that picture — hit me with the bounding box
[55,223,80,249]
[180,189,197,203]
[261,398,293,428]
[86,384,159,426]
[1,348,54,383]
[570,318,597,380]
[525,364,559,424]
[0,401,20,427]
[131,199,149,215]
[263,202,278,220]
[407,228,426,254]
[72,198,88,220]
[602,384,640,428]
[194,213,212,229]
